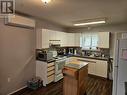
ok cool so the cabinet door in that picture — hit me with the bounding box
[49,30,56,41]
[55,31,61,44]
[63,32,68,46]
[36,29,50,49]
[98,32,109,48]
[95,60,107,78]
[36,61,47,86]
[36,29,42,49]
[75,33,80,47]
[88,62,96,75]
[66,33,75,46]
[42,29,50,48]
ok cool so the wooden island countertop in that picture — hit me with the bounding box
[63,60,88,95]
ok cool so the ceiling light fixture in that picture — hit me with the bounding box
[41,0,51,4]
[74,20,106,26]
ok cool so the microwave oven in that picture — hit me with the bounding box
[37,52,53,61]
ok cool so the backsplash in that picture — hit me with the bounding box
[36,47,110,58]
[82,48,110,58]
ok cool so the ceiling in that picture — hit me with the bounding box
[16,0,127,28]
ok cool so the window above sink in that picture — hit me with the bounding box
[80,32,99,50]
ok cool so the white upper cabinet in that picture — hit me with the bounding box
[66,33,75,46]
[60,32,67,46]
[36,29,50,49]
[98,32,110,48]
[36,29,81,49]
[49,30,56,41]
[42,29,50,48]
[36,29,42,49]
[75,33,80,47]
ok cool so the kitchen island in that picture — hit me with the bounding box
[63,61,88,95]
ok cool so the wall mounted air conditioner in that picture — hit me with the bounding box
[5,14,35,29]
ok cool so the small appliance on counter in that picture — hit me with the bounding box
[66,47,81,56]
[68,48,74,54]
[36,49,54,62]
[49,50,57,57]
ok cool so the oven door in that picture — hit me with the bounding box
[55,59,66,75]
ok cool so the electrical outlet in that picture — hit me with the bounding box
[7,77,11,83]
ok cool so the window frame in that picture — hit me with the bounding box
[80,32,98,50]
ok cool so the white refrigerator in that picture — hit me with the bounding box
[113,39,127,95]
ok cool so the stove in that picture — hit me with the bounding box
[54,56,67,82]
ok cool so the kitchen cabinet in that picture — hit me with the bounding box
[88,61,96,75]
[49,31,61,45]
[95,60,108,78]
[61,32,67,46]
[98,32,110,48]
[68,57,108,78]
[36,29,62,49]
[36,29,42,49]
[42,29,50,48]
[56,31,67,46]
[36,29,81,49]
[49,30,56,41]
[75,33,80,47]
[36,29,50,49]
[36,61,55,86]
[66,33,75,46]
[64,33,80,47]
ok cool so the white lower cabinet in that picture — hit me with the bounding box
[69,57,108,78]
[36,61,55,86]
[95,60,108,78]
[88,62,96,75]
[87,59,108,78]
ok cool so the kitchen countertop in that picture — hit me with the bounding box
[36,58,55,63]
[67,54,109,61]
[65,61,88,70]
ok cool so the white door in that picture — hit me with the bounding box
[117,39,127,95]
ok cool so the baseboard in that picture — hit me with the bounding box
[7,85,27,95]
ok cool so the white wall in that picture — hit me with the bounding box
[0,18,36,95]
